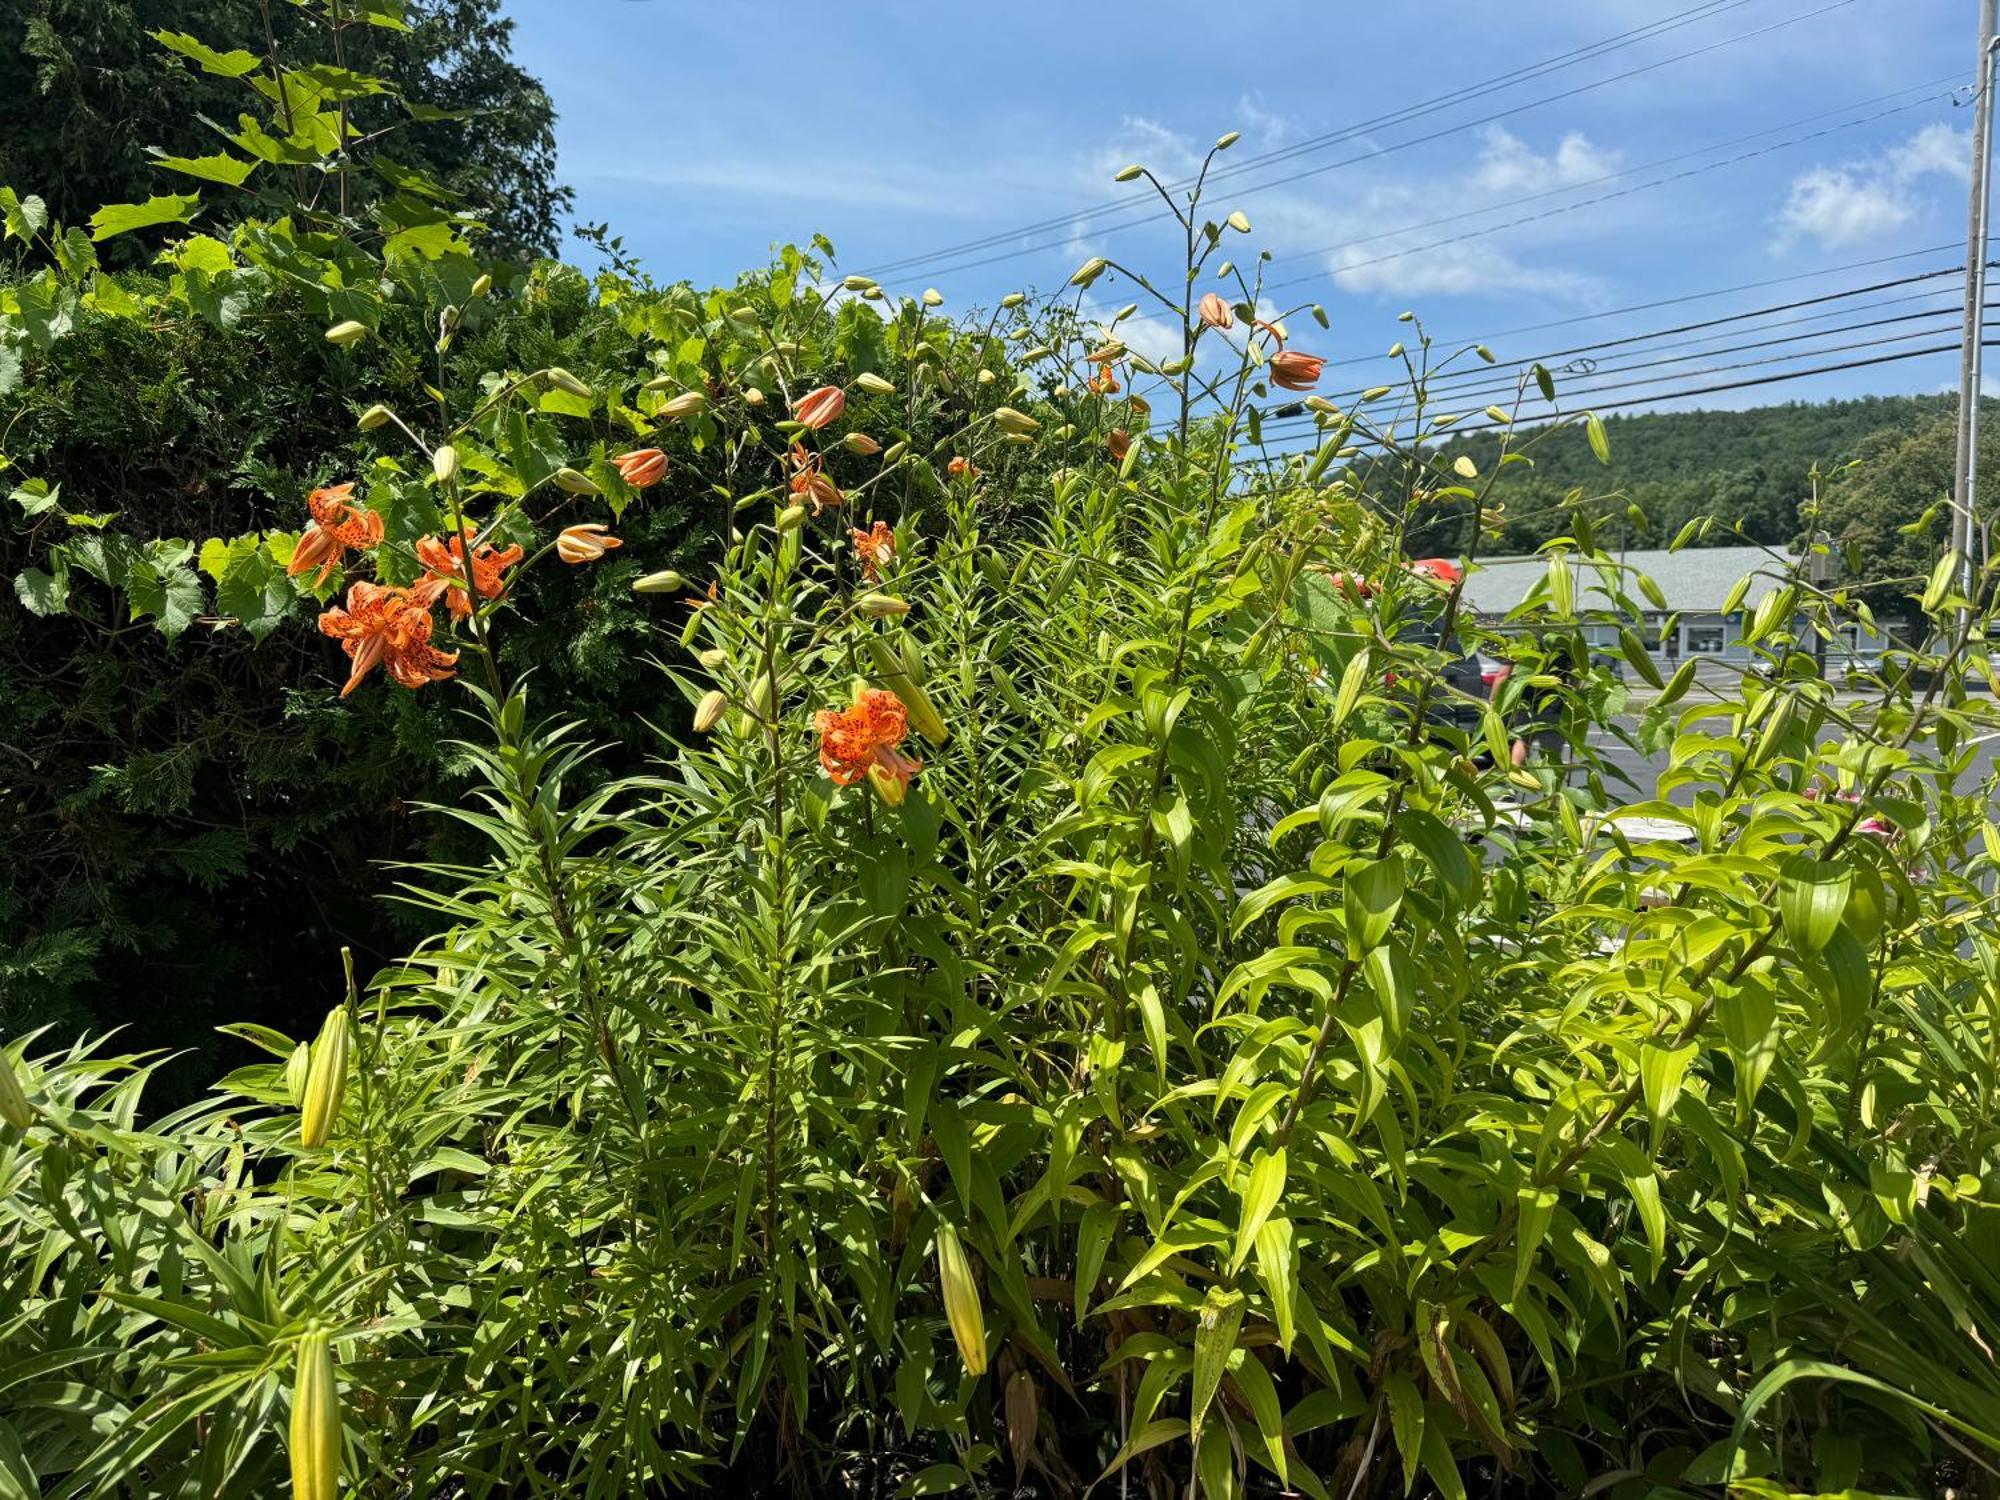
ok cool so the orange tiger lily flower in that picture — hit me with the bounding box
[317,582,457,696]
[788,445,842,514]
[946,456,976,479]
[613,448,668,489]
[1270,350,1326,391]
[1106,429,1132,462]
[851,520,897,582]
[556,523,621,564]
[1198,292,1235,330]
[815,686,922,802]
[1086,367,1120,396]
[414,524,523,620]
[287,483,384,586]
[793,385,846,430]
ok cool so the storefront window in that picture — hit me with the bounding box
[1684,622,1726,654]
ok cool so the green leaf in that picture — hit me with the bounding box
[1512,1186,1556,1301]
[1639,1039,1698,1144]
[125,557,205,640]
[1231,1148,1286,1275]
[1384,1373,1424,1495]
[14,563,70,616]
[0,186,48,242]
[152,152,258,187]
[1189,1286,1245,1444]
[1733,1359,2000,1454]
[89,195,202,242]
[1228,1354,1288,1484]
[1397,808,1478,902]
[1718,975,1779,1123]
[1253,1218,1297,1353]
[1343,855,1404,954]
[152,30,262,76]
[1778,855,1851,956]
[1362,942,1417,1040]
[215,547,294,640]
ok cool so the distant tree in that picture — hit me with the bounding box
[1814,411,2000,616]
[0,0,569,257]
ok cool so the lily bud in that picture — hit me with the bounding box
[1198,292,1234,331]
[1069,256,1109,289]
[991,407,1038,435]
[1226,210,1251,233]
[613,449,667,489]
[776,504,808,532]
[841,274,877,291]
[470,273,493,299]
[356,404,391,432]
[842,432,882,456]
[793,386,846,430]
[1000,292,1026,309]
[546,367,592,397]
[1114,164,1144,182]
[431,444,459,484]
[744,387,766,408]
[935,1224,988,1377]
[0,1054,34,1131]
[856,593,910,618]
[698,647,728,670]
[658,390,706,420]
[867,637,948,744]
[922,288,943,307]
[693,690,727,733]
[290,1325,341,1500]
[854,372,896,396]
[284,1042,311,1106]
[1216,131,1241,150]
[1112,302,1138,323]
[633,569,685,595]
[556,523,620,564]
[324,320,368,346]
[553,467,601,496]
[299,1008,349,1150]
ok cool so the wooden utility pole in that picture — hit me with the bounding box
[1952,0,1999,621]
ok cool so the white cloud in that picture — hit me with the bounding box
[1470,126,1621,195]
[1078,113,1614,304]
[1774,124,1969,251]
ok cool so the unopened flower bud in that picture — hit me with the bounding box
[922,289,943,307]
[1226,210,1251,233]
[324,320,368,346]
[856,593,910,618]
[854,372,896,396]
[776,504,808,532]
[1114,164,1144,182]
[633,569,685,594]
[935,1224,988,1376]
[356,404,391,431]
[431,444,458,484]
[693,690,727,733]
[547,367,591,397]
[842,432,882,456]
[470,273,493,299]
[659,390,706,419]
[991,406,1039,435]
[1069,256,1109,288]
[744,388,766,408]
[0,1054,35,1131]
[698,647,728,670]
[291,1325,342,1500]
[299,1008,349,1150]
[284,1042,311,1106]
[553,467,601,496]
[1000,292,1026,309]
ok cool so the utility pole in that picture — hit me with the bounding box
[1952,0,2000,629]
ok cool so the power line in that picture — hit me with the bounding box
[1265,315,1979,438]
[1250,338,1987,457]
[857,0,1762,277]
[1259,83,1964,295]
[1259,79,1963,274]
[864,0,1861,283]
[1286,266,1973,413]
[1305,243,1965,371]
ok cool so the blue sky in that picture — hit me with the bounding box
[503,0,1977,414]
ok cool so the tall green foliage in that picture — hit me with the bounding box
[4,131,2000,1500]
[0,0,568,258]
